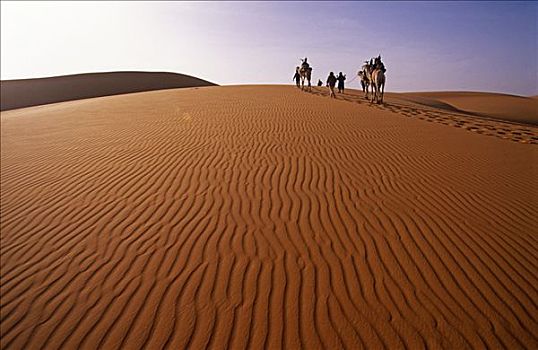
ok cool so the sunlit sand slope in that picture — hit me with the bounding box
[1,85,537,349]
[389,91,538,126]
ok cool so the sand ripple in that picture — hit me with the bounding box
[1,86,537,349]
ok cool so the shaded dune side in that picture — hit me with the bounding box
[0,71,216,111]
[1,86,538,349]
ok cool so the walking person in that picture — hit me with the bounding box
[293,67,301,88]
[326,72,337,98]
[336,72,346,93]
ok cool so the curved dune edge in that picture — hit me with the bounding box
[0,71,217,111]
[1,85,537,349]
[392,91,538,126]
[307,87,537,144]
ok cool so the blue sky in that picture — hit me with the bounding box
[1,1,536,95]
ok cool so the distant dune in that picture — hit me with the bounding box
[388,91,538,126]
[2,85,537,349]
[0,71,216,111]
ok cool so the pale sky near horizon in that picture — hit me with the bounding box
[1,1,536,95]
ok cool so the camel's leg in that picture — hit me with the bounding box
[380,83,385,104]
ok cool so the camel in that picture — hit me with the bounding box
[361,60,386,104]
[370,69,385,104]
[299,66,312,91]
[361,63,374,100]
[358,70,369,97]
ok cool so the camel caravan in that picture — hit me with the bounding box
[293,55,386,104]
[358,55,386,104]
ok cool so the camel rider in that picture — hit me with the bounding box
[379,61,386,73]
[375,55,386,73]
[301,57,309,70]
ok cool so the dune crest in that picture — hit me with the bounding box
[0,71,217,111]
[1,85,537,349]
[394,91,538,126]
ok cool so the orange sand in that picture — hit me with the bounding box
[1,85,537,349]
[391,91,538,125]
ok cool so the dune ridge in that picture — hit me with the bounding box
[307,87,537,144]
[392,91,538,126]
[1,85,537,349]
[0,71,216,111]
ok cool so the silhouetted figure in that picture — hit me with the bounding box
[317,79,323,86]
[374,55,386,73]
[293,67,301,88]
[326,72,337,98]
[301,57,309,70]
[336,72,346,93]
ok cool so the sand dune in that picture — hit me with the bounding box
[0,71,216,111]
[389,91,538,126]
[1,85,537,349]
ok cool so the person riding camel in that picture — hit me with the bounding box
[301,57,309,70]
[375,55,386,73]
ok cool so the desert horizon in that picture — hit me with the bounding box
[1,1,537,349]
[2,71,537,126]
